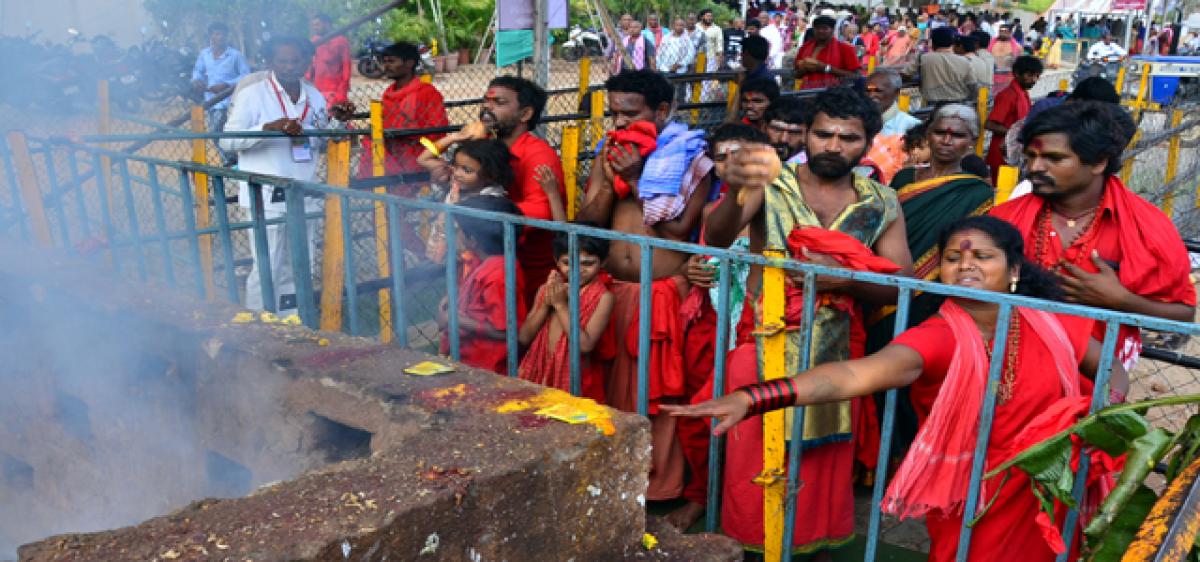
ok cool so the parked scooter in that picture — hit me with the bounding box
[561,25,608,61]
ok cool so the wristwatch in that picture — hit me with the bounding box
[824,64,831,73]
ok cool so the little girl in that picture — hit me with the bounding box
[418,135,515,263]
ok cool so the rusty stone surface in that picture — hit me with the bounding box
[0,246,734,561]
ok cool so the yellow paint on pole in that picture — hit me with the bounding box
[1058,78,1069,91]
[5,131,53,247]
[759,248,788,562]
[726,80,740,116]
[419,74,432,84]
[975,87,989,156]
[190,105,217,299]
[1136,63,1150,107]
[1162,109,1183,217]
[897,93,911,113]
[1115,66,1127,96]
[97,79,115,213]
[561,125,580,220]
[690,52,706,126]
[1120,129,1141,185]
[995,165,1020,205]
[370,101,394,342]
[590,90,605,150]
[320,140,351,331]
[577,57,592,106]
[867,55,877,74]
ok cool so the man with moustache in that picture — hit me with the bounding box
[455,77,567,305]
[738,77,779,130]
[763,95,808,163]
[701,87,912,556]
[991,102,1196,375]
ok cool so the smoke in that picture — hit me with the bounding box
[0,252,341,559]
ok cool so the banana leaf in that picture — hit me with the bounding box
[1084,484,1159,562]
[1083,428,1174,540]
[1071,409,1150,457]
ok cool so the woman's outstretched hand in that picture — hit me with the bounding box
[660,392,754,436]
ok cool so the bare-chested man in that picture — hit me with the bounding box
[577,68,714,505]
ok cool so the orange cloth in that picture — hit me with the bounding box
[439,256,526,375]
[306,35,351,107]
[604,121,659,199]
[518,272,615,402]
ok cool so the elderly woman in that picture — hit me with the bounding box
[666,215,1125,562]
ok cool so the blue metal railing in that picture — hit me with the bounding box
[4,132,1199,562]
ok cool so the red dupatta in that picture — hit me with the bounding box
[883,300,1081,519]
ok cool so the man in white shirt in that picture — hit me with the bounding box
[757,11,784,68]
[657,18,696,75]
[1087,31,1128,61]
[221,36,332,315]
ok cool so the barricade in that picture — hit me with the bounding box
[2,131,1199,562]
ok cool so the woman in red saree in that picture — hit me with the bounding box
[665,216,1125,562]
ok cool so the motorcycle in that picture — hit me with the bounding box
[356,35,389,79]
[1072,54,1123,86]
[561,25,608,61]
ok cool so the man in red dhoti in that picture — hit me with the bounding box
[700,87,913,558]
[576,68,715,511]
[793,16,861,90]
[984,55,1041,184]
[992,101,1196,375]
[306,14,351,109]
[356,42,448,183]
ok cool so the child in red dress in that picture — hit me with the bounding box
[518,227,615,402]
[438,196,526,374]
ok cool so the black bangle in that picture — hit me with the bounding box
[738,378,800,416]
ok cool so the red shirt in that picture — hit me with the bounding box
[794,38,861,89]
[985,82,1030,173]
[306,35,351,107]
[508,132,566,303]
[440,255,526,374]
[359,79,449,177]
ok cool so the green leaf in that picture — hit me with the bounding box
[1000,434,1078,506]
[1166,414,1200,482]
[1084,485,1158,562]
[1072,409,1151,457]
[1084,428,1174,540]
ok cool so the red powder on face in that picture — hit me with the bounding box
[959,238,973,250]
[1029,138,1044,152]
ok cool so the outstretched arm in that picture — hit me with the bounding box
[662,343,925,434]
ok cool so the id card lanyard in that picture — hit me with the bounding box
[271,75,313,162]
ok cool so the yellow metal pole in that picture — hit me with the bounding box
[1115,66,1127,97]
[370,100,394,342]
[760,248,788,562]
[190,105,217,299]
[995,165,1020,205]
[1162,109,1183,217]
[867,54,877,75]
[590,90,605,150]
[1120,130,1141,185]
[690,51,706,126]
[561,125,580,220]
[97,79,115,212]
[5,131,53,247]
[420,74,433,84]
[975,87,989,156]
[1058,78,1069,91]
[319,140,352,331]
[726,80,740,115]
[1135,63,1150,107]
[897,93,911,113]
[577,57,592,107]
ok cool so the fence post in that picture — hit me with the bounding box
[577,57,592,107]
[867,54,876,75]
[589,90,605,150]
[690,52,706,125]
[759,248,788,562]
[1120,129,1142,185]
[5,132,53,247]
[320,139,352,331]
[97,79,115,215]
[897,93,911,113]
[995,165,1020,205]
[560,125,580,220]
[420,74,433,84]
[975,86,989,157]
[370,100,394,342]
[726,79,740,116]
[1058,78,1069,91]
[189,105,217,299]
[1115,65,1127,96]
[1161,109,1183,217]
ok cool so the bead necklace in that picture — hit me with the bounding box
[1032,201,1104,271]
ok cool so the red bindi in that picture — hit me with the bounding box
[485,88,497,98]
[959,239,972,250]
[1029,138,1044,151]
